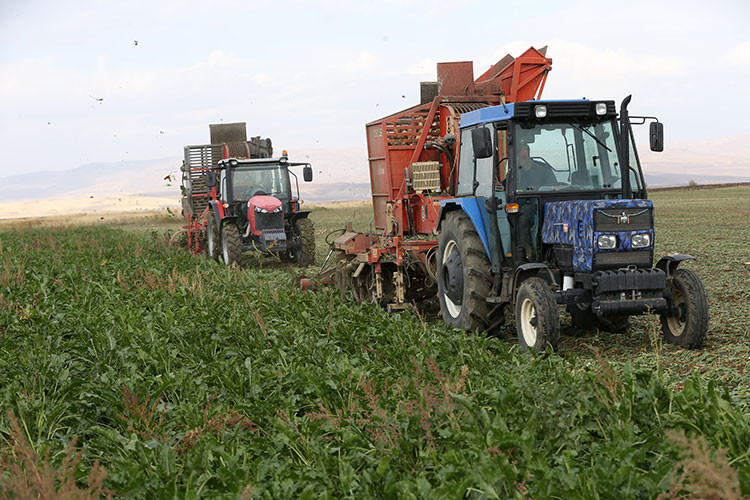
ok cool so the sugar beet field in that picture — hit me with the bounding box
[0,186,748,498]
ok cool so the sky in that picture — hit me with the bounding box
[1,0,748,177]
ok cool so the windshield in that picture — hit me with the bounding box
[231,165,291,201]
[513,121,621,193]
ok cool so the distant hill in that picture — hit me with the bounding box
[639,134,750,187]
[0,136,747,218]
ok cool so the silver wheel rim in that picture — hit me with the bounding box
[520,297,538,347]
[221,230,230,265]
[442,239,461,319]
[207,222,215,256]
[667,287,686,336]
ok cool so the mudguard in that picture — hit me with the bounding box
[208,200,229,226]
[655,254,695,277]
[437,198,490,258]
[511,263,557,304]
[287,210,311,223]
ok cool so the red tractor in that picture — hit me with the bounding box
[180,122,315,266]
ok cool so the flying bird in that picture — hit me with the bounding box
[133,40,138,46]
[89,95,104,104]
[163,172,175,182]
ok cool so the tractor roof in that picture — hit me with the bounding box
[219,157,288,168]
[460,99,616,129]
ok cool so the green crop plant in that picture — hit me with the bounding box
[0,186,748,498]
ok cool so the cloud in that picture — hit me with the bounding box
[723,41,750,67]
[405,58,438,76]
[488,40,688,79]
[251,73,273,87]
[345,52,380,73]
[186,50,256,71]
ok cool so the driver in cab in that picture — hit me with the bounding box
[516,143,557,191]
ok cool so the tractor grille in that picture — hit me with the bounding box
[594,208,652,231]
[255,211,283,230]
[593,250,652,269]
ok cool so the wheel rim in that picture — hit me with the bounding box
[221,230,230,265]
[207,222,215,256]
[442,240,461,318]
[667,286,686,336]
[520,297,538,347]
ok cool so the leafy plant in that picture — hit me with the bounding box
[0,187,748,497]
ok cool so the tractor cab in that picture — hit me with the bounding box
[456,99,652,269]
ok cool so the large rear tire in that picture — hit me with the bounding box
[660,268,708,349]
[206,216,221,261]
[437,211,501,333]
[221,222,243,267]
[515,278,560,352]
[292,218,315,267]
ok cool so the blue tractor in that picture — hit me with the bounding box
[436,97,709,351]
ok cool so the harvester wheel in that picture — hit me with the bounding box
[206,216,221,262]
[660,269,708,349]
[220,222,243,267]
[292,218,315,267]
[437,211,501,333]
[515,278,560,353]
[567,304,631,334]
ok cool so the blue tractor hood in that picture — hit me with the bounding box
[541,199,654,272]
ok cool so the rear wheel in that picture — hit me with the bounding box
[221,222,243,267]
[515,278,559,352]
[206,216,221,261]
[437,211,502,333]
[660,269,708,349]
[291,218,315,267]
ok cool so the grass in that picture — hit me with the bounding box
[0,187,747,498]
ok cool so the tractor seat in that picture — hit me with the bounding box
[570,169,592,187]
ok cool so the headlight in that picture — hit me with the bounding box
[272,206,282,213]
[597,234,617,249]
[595,102,607,115]
[631,233,651,249]
[255,207,269,214]
[534,105,547,118]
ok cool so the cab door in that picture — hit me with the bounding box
[494,126,512,264]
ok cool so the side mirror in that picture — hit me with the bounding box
[303,164,313,182]
[471,127,493,159]
[649,122,664,152]
[205,171,217,187]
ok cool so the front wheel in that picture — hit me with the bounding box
[660,269,708,349]
[206,216,221,261]
[515,278,560,352]
[291,218,315,267]
[220,223,243,267]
